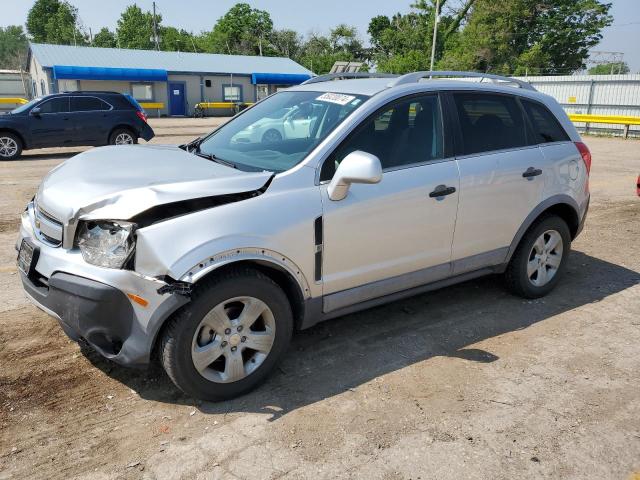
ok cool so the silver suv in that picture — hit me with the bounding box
[17,72,591,400]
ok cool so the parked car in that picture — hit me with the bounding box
[0,91,154,160]
[231,103,318,144]
[17,72,590,401]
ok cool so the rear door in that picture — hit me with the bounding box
[69,96,113,145]
[29,97,73,147]
[449,92,545,274]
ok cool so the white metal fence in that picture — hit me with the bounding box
[514,74,640,136]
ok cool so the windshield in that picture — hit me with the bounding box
[197,90,368,173]
[11,97,42,114]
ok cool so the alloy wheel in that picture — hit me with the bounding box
[191,296,276,383]
[527,229,563,287]
[115,133,134,145]
[0,137,18,158]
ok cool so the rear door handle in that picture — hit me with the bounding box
[522,167,542,178]
[429,185,457,198]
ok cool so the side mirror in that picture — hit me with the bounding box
[328,150,382,201]
[30,107,41,116]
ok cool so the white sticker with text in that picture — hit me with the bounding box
[315,92,356,105]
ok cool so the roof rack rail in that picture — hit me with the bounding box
[387,71,536,91]
[301,72,399,85]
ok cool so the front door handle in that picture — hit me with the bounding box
[429,185,457,198]
[522,167,542,178]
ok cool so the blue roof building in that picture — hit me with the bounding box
[27,43,313,116]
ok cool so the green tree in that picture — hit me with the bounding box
[26,0,60,43]
[438,0,613,74]
[588,62,630,75]
[116,4,158,50]
[92,27,117,48]
[0,26,28,70]
[298,26,367,74]
[204,3,273,55]
[161,27,199,52]
[26,0,86,45]
[270,29,303,58]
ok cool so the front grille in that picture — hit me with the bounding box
[34,203,63,247]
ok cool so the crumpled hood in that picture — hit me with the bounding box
[36,144,272,223]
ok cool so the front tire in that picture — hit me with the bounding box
[0,132,22,160]
[505,215,571,299]
[160,268,293,401]
[109,128,138,145]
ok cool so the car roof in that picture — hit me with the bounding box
[290,77,545,99]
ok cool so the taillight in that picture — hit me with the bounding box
[574,141,591,174]
[136,110,148,123]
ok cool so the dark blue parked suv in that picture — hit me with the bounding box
[0,91,155,160]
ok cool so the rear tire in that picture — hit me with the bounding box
[160,268,293,401]
[109,128,138,145]
[505,215,571,299]
[0,132,22,160]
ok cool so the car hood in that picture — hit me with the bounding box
[36,144,273,223]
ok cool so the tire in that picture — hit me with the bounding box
[109,128,138,145]
[505,214,571,299]
[262,129,282,144]
[0,132,22,160]
[160,267,293,401]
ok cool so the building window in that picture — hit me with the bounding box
[40,80,46,96]
[58,79,78,92]
[256,84,269,101]
[132,83,153,101]
[223,84,242,102]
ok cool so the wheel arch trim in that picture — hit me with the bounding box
[506,194,583,264]
[0,128,27,150]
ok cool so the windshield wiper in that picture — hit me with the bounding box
[194,150,238,169]
[180,137,203,152]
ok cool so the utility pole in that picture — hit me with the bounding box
[152,1,160,51]
[429,0,441,72]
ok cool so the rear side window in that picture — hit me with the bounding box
[70,96,111,112]
[453,93,527,155]
[522,100,569,144]
[38,97,69,114]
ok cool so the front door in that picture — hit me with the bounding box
[319,94,459,312]
[169,83,186,116]
[29,96,74,147]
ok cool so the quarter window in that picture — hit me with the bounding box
[71,96,111,112]
[321,94,443,180]
[522,100,569,144]
[453,93,527,155]
[38,97,69,114]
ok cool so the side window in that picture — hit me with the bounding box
[38,97,69,114]
[522,100,569,144]
[71,96,111,112]
[453,93,527,155]
[320,94,443,180]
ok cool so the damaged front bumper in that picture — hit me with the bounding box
[17,209,189,366]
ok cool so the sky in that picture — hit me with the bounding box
[1,0,639,72]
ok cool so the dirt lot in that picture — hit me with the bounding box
[0,120,638,480]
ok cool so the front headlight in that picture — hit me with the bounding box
[76,221,136,268]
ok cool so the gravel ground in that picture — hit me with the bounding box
[0,123,638,480]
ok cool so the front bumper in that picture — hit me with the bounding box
[17,211,188,366]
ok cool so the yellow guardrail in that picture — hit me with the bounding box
[568,113,640,138]
[196,102,255,109]
[0,97,28,105]
[139,102,164,109]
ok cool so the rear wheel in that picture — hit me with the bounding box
[160,268,293,401]
[505,215,571,298]
[262,129,282,144]
[0,133,22,160]
[109,128,138,145]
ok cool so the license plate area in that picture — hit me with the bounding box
[17,239,39,278]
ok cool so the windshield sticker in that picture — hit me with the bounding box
[316,92,356,105]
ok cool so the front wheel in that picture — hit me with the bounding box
[505,215,571,298]
[0,132,22,160]
[160,268,293,401]
[109,128,138,145]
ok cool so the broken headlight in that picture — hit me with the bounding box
[76,221,135,269]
